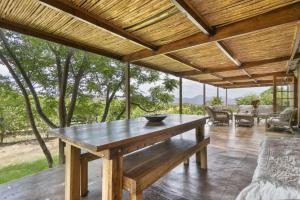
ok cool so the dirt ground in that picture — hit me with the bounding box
[0,138,59,167]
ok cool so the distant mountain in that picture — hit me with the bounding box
[174,95,235,105]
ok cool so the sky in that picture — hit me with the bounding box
[0,65,269,100]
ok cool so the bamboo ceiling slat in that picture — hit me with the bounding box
[69,0,175,30]
[216,70,245,78]
[187,0,300,27]
[246,61,288,74]
[139,55,194,72]
[0,0,144,55]
[173,43,234,69]
[190,73,222,80]
[256,76,274,81]
[131,12,200,46]
[224,24,296,63]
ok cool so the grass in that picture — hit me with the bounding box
[0,155,58,184]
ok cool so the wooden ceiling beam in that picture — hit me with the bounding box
[215,41,241,66]
[38,0,156,50]
[224,84,274,89]
[200,71,288,83]
[164,54,204,72]
[176,54,299,77]
[170,0,215,35]
[122,3,300,62]
[290,24,300,60]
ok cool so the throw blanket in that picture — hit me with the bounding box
[236,137,300,200]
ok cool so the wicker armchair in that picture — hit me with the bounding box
[266,107,297,133]
[205,106,230,126]
[257,105,273,123]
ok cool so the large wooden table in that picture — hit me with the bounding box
[50,114,208,200]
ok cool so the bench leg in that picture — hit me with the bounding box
[200,146,207,169]
[80,158,88,197]
[130,192,143,200]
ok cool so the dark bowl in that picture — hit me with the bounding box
[144,114,167,122]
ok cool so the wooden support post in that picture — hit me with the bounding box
[125,62,131,119]
[102,157,123,200]
[65,144,81,200]
[203,84,206,105]
[217,87,219,98]
[294,77,298,109]
[225,88,228,106]
[273,76,277,113]
[179,77,183,114]
[195,124,207,169]
[130,192,143,200]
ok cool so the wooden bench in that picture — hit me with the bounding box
[123,137,210,200]
[79,137,209,198]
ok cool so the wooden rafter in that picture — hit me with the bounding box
[290,24,300,60]
[200,71,288,83]
[165,54,204,72]
[122,3,300,62]
[38,0,156,50]
[215,41,241,66]
[215,41,258,83]
[176,54,300,77]
[170,0,214,35]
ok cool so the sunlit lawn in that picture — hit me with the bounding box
[0,155,58,184]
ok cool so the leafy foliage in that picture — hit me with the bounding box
[209,96,223,105]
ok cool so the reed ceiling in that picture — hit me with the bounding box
[0,0,299,88]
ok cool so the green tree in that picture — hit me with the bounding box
[209,96,223,105]
[235,94,259,105]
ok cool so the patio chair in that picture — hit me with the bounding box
[237,105,254,115]
[266,107,297,133]
[211,105,233,120]
[257,105,273,123]
[205,106,230,126]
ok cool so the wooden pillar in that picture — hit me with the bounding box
[203,84,206,105]
[225,88,228,106]
[273,75,277,113]
[217,87,219,98]
[294,77,298,109]
[125,62,131,119]
[179,77,183,114]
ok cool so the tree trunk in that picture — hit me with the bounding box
[101,77,125,122]
[116,106,126,120]
[0,30,57,129]
[0,53,53,168]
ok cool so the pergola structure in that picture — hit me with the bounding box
[1,1,300,200]
[0,0,299,114]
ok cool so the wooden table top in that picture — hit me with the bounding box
[50,114,208,152]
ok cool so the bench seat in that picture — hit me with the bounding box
[123,137,210,200]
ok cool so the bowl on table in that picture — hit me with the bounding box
[144,114,167,122]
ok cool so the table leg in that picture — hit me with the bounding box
[102,156,123,200]
[65,144,81,200]
[195,124,205,166]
